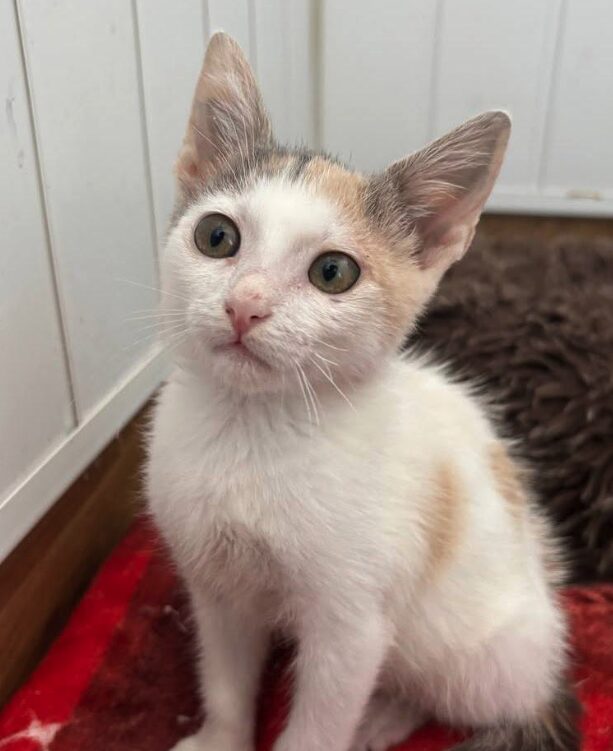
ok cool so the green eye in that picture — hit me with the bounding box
[194,213,240,258]
[308,252,360,294]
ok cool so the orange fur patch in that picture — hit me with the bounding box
[489,443,526,520]
[302,158,366,214]
[425,463,464,579]
[265,151,297,173]
[302,157,432,345]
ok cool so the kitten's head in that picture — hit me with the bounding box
[162,33,510,396]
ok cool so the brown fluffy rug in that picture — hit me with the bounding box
[411,228,613,582]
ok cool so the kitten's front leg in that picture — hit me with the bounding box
[173,590,269,751]
[274,608,389,751]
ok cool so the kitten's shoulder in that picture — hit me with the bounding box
[391,352,496,438]
[392,350,471,396]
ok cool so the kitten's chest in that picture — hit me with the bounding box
[193,518,287,605]
[149,413,315,579]
[148,377,390,593]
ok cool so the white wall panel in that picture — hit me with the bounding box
[0,348,168,562]
[0,3,73,506]
[434,0,561,195]
[542,0,613,200]
[322,0,438,172]
[254,0,315,146]
[283,0,316,147]
[253,0,289,142]
[18,0,159,418]
[208,0,252,61]
[321,0,613,215]
[136,0,206,242]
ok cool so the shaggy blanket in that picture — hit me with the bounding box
[0,521,612,751]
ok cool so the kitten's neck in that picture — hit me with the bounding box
[170,358,389,435]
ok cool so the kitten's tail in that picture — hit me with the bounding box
[453,681,581,751]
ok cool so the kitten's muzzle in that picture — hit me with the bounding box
[225,274,273,338]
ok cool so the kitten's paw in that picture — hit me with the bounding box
[350,696,424,751]
[170,726,252,751]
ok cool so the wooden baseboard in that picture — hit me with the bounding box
[480,212,613,241]
[0,407,150,707]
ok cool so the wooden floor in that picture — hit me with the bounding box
[0,408,149,707]
[0,213,612,708]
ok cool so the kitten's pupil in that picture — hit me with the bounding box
[323,261,339,282]
[210,227,225,247]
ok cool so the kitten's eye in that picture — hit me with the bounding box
[308,252,360,294]
[194,213,240,258]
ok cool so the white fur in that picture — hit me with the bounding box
[147,177,568,751]
[161,178,396,396]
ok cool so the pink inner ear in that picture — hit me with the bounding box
[418,187,483,269]
[420,223,474,269]
[417,154,506,269]
[183,161,200,179]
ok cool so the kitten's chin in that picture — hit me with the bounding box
[207,343,283,394]
[214,341,270,369]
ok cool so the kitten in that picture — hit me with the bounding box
[146,32,580,751]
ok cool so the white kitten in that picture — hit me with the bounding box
[146,33,580,751]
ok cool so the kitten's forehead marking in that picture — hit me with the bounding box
[301,157,367,217]
[228,178,343,275]
[242,177,339,248]
[232,159,370,268]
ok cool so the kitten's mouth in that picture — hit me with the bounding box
[215,339,270,368]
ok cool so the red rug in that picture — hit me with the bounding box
[1,521,612,751]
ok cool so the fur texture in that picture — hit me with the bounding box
[412,227,613,583]
[146,33,579,751]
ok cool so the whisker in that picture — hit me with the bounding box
[129,320,187,339]
[312,352,339,368]
[125,306,185,319]
[294,365,313,424]
[302,369,321,426]
[297,362,319,426]
[310,358,356,413]
[126,312,186,324]
[122,321,187,353]
[312,337,348,353]
[115,278,192,304]
[130,314,186,331]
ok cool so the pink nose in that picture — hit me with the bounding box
[225,293,272,337]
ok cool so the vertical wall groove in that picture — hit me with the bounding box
[130,0,161,281]
[310,0,323,150]
[202,0,211,44]
[426,0,443,140]
[13,0,79,427]
[282,1,294,143]
[537,0,567,192]
[247,0,258,72]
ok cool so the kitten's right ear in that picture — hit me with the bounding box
[176,32,272,196]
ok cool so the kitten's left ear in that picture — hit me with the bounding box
[368,111,511,271]
[176,32,272,196]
